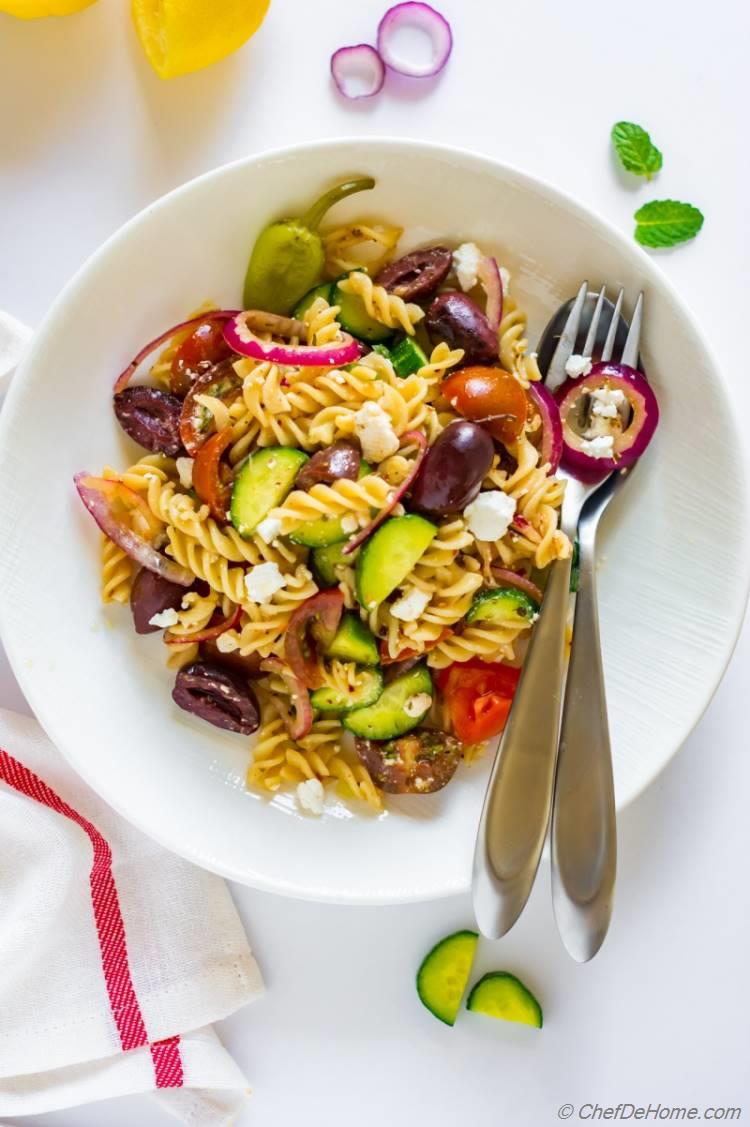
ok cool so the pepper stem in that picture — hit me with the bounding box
[301,177,376,231]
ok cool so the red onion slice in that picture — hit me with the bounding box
[331,43,386,100]
[224,313,361,368]
[261,657,314,740]
[377,2,453,78]
[164,603,242,645]
[342,430,428,555]
[557,362,659,482]
[489,568,543,605]
[113,311,239,395]
[75,473,194,587]
[526,380,563,474]
[477,255,502,331]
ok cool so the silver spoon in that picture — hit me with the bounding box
[472,284,642,941]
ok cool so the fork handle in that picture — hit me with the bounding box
[472,550,573,938]
[551,521,616,962]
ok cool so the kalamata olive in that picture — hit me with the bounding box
[130,568,186,635]
[426,291,498,366]
[409,420,494,518]
[356,728,462,794]
[294,441,360,491]
[172,661,260,735]
[375,246,453,302]
[113,387,183,455]
[199,640,263,679]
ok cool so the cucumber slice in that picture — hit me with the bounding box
[311,668,384,713]
[343,664,432,739]
[356,515,437,609]
[416,930,479,1026]
[390,337,428,377]
[466,972,543,1029]
[311,541,349,588]
[289,519,348,549]
[466,586,539,627]
[326,612,379,665]
[292,282,334,320]
[570,536,580,593]
[333,281,393,343]
[230,447,308,538]
[371,343,392,360]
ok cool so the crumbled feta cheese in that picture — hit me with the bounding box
[565,354,593,379]
[340,514,359,533]
[403,692,433,718]
[215,632,240,654]
[296,778,325,816]
[256,516,282,544]
[353,402,400,463]
[590,386,626,418]
[148,607,179,629]
[580,434,615,459]
[244,562,287,604]
[464,491,516,542]
[390,587,430,622]
[175,457,194,489]
[453,242,483,292]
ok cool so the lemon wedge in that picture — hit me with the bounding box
[1,0,96,17]
[131,0,271,79]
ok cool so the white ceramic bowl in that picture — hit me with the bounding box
[1,139,748,904]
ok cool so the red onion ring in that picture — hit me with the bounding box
[526,381,563,474]
[331,43,386,99]
[224,312,361,367]
[342,430,428,555]
[113,311,239,395]
[74,473,194,587]
[376,2,453,78]
[163,603,242,645]
[557,362,659,482]
[489,568,543,605]
[261,657,314,740]
[477,255,502,331]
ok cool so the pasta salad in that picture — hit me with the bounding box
[76,176,571,816]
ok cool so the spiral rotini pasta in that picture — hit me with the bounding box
[88,195,584,819]
[337,272,424,335]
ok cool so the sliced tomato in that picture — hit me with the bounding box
[442,366,528,445]
[285,589,345,689]
[192,427,234,522]
[170,318,233,396]
[436,658,521,744]
[179,360,242,456]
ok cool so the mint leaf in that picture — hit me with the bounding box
[611,121,663,180]
[634,200,704,248]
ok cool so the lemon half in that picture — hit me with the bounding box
[1,0,96,17]
[132,0,271,79]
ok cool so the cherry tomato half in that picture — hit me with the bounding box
[170,319,233,396]
[436,658,521,744]
[442,366,528,445]
[192,427,234,522]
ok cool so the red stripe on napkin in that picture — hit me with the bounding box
[0,748,184,1089]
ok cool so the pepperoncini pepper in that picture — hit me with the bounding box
[242,176,375,314]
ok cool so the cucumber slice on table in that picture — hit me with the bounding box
[333,281,393,343]
[292,282,334,320]
[466,972,543,1029]
[343,664,432,740]
[390,337,428,377]
[417,930,479,1026]
[311,541,349,588]
[356,515,437,609]
[325,613,379,665]
[230,447,308,538]
[310,668,384,713]
[466,586,539,627]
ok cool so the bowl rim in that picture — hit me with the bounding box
[2,135,749,901]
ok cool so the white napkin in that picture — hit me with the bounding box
[0,707,264,1123]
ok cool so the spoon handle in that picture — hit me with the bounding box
[551,512,616,962]
[472,550,573,938]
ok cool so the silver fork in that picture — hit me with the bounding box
[472,283,643,943]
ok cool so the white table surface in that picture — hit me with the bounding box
[2,1,749,1123]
